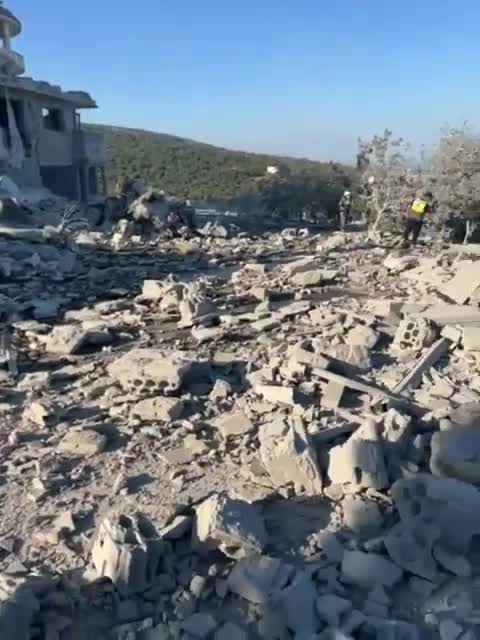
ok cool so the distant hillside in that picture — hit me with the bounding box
[86,124,353,203]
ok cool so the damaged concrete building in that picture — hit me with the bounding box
[0,2,105,201]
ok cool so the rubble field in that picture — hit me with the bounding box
[3,224,480,640]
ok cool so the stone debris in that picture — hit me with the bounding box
[44,324,90,354]
[130,396,185,422]
[462,326,480,351]
[91,515,166,595]
[214,410,254,438]
[193,492,267,558]
[439,260,480,304]
[341,550,403,589]
[259,417,323,494]
[3,216,480,640]
[328,419,388,492]
[57,427,107,456]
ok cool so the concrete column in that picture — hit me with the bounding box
[2,22,11,50]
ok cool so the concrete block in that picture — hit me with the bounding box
[259,417,323,494]
[193,492,267,559]
[391,317,436,354]
[107,348,192,394]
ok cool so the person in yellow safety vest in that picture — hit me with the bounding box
[402,191,434,246]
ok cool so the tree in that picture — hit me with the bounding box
[358,130,422,236]
[259,171,345,222]
[430,125,480,243]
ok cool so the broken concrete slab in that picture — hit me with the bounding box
[254,384,296,407]
[430,430,480,484]
[227,555,294,604]
[341,550,403,589]
[312,367,394,402]
[321,381,345,410]
[292,269,325,287]
[57,428,107,456]
[328,422,388,492]
[91,515,166,595]
[159,515,192,540]
[383,254,418,273]
[440,261,480,304]
[346,325,379,349]
[316,594,352,628]
[462,327,480,351]
[391,473,480,552]
[278,570,317,634]
[44,324,89,355]
[214,411,254,438]
[411,304,480,326]
[342,496,383,538]
[259,417,323,494]
[130,397,185,422]
[193,493,267,559]
[384,519,439,581]
[277,300,312,319]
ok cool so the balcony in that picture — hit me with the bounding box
[0,48,24,76]
[73,130,105,165]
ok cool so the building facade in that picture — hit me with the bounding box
[0,3,105,202]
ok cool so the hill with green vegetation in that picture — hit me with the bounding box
[86,124,354,210]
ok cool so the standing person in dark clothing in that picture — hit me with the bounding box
[402,192,434,246]
[338,190,352,230]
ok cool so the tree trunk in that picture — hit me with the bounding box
[368,207,386,239]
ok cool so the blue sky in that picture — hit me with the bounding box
[11,0,480,162]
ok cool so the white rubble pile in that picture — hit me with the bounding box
[2,230,480,639]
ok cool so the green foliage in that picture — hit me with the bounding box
[86,124,354,205]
